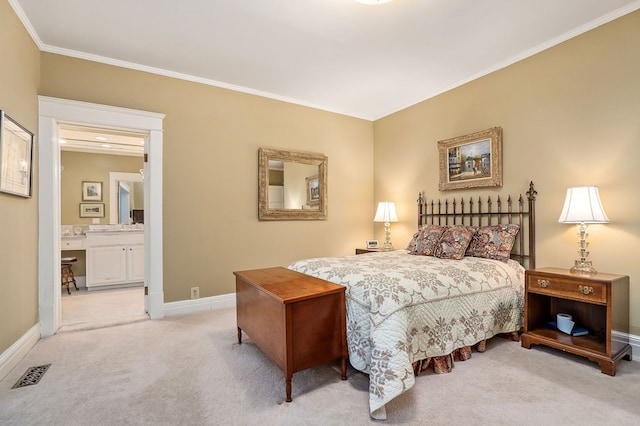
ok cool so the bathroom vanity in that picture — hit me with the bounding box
[84,228,144,290]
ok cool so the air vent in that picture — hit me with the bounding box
[12,364,51,389]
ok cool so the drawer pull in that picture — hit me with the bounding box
[578,285,594,295]
[538,279,550,288]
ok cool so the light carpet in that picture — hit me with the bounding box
[1,307,639,425]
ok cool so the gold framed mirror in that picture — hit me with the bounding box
[258,148,328,220]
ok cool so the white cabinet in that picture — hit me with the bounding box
[86,232,144,289]
[127,244,145,283]
[61,236,85,250]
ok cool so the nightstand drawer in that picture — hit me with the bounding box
[527,274,606,304]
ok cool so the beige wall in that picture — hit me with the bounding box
[0,0,40,353]
[40,54,374,303]
[2,0,639,357]
[60,151,143,224]
[374,11,640,335]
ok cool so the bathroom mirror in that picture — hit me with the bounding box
[109,171,144,224]
[258,148,327,220]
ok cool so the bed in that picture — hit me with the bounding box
[288,182,537,419]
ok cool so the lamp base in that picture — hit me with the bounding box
[570,260,597,275]
[382,222,394,251]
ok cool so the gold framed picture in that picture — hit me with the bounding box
[438,127,502,191]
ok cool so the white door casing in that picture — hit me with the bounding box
[38,96,165,336]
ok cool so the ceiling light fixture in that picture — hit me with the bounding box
[356,0,393,4]
[95,136,107,141]
[100,144,112,148]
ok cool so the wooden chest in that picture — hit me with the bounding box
[234,267,347,401]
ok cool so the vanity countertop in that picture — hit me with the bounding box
[86,224,144,233]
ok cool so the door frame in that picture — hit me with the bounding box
[38,96,165,336]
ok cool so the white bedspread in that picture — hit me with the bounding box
[289,250,525,419]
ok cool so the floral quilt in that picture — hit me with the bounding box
[288,250,525,419]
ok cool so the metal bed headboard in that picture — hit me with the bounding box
[417,181,537,269]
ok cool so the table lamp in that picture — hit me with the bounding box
[374,202,398,251]
[558,186,609,274]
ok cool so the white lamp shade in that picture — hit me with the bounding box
[374,202,398,223]
[558,186,609,224]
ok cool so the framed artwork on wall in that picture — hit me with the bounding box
[79,203,105,218]
[438,127,503,191]
[306,174,320,206]
[0,111,34,198]
[82,181,102,201]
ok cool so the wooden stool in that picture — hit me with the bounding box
[61,257,78,294]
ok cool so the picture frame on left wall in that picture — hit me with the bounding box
[0,111,34,198]
[79,203,105,218]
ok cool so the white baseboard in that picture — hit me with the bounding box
[613,330,640,361]
[163,292,236,317]
[0,324,41,381]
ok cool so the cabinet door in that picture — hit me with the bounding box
[127,244,145,283]
[87,246,128,287]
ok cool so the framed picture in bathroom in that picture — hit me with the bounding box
[79,203,105,218]
[82,181,102,201]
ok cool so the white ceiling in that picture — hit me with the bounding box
[59,125,146,157]
[12,0,640,120]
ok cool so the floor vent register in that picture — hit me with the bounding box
[12,364,51,389]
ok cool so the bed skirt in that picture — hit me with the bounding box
[412,331,520,375]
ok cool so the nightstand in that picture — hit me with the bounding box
[355,248,381,255]
[521,267,632,375]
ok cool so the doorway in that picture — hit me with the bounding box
[59,128,147,331]
[38,96,165,337]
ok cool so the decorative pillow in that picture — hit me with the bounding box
[406,230,421,253]
[467,224,520,262]
[411,225,445,256]
[434,225,476,260]
[406,225,444,255]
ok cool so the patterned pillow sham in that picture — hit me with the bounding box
[406,229,421,253]
[467,224,520,262]
[407,225,445,256]
[433,225,476,260]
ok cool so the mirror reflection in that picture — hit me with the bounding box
[268,161,320,210]
[109,171,144,225]
[259,148,327,220]
[117,180,144,224]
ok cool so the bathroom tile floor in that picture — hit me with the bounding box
[60,286,148,333]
